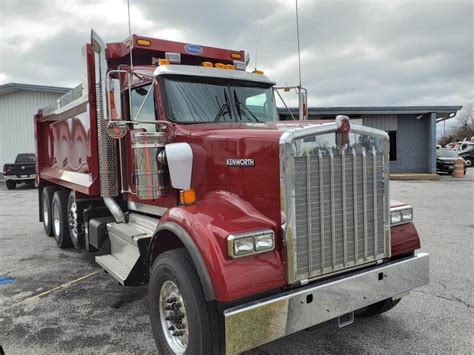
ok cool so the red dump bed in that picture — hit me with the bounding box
[34,34,245,196]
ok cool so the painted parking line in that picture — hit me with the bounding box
[1,270,101,312]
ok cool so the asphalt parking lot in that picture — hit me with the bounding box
[1,172,473,354]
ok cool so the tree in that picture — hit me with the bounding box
[456,104,473,139]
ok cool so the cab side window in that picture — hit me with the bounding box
[131,84,157,132]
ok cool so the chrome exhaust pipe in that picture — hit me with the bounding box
[103,197,126,223]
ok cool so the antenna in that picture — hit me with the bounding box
[295,0,302,90]
[127,0,134,118]
[254,20,264,71]
[127,0,134,71]
[295,0,305,120]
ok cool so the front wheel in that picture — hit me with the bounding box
[149,249,224,355]
[6,180,16,190]
[356,298,401,317]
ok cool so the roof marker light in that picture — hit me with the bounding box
[253,69,264,75]
[136,39,151,47]
[233,61,246,71]
[165,52,181,64]
[158,58,170,65]
[231,53,242,59]
[225,64,235,70]
[215,63,226,69]
[202,61,213,67]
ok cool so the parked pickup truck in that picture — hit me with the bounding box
[2,153,36,189]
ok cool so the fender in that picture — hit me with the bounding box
[148,190,287,303]
[391,222,421,257]
[148,222,216,301]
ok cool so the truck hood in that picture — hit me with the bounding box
[174,120,331,140]
[174,121,404,223]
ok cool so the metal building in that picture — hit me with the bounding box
[279,106,462,174]
[0,83,70,169]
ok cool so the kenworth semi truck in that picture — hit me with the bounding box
[34,31,429,354]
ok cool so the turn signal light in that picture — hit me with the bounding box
[158,58,170,65]
[202,61,213,67]
[180,189,196,206]
[215,63,226,69]
[136,39,151,47]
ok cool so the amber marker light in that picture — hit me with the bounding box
[158,58,170,65]
[136,39,151,47]
[231,53,241,59]
[202,61,213,67]
[225,64,235,70]
[215,63,226,69]
[253,69,264,74]
[180,189,196,206]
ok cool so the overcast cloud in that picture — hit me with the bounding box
[0,0,472,107]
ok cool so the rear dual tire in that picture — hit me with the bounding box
[52,190,73,249]
[42,186,57,236]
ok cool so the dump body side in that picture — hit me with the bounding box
[35,44,101,195]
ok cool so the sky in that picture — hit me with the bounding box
[0,0,472,110]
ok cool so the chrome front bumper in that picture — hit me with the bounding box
[224,253,429,353]
[4,174,36,181]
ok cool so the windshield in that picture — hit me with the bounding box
[15,153,36,163]
[437,149,459,158]
[162,77,278,123]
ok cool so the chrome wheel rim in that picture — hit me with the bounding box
[68,201,78,239]
[159,280,189,354]
[53,203,60,237]
[466,159,472,167]
[43,196,49,227]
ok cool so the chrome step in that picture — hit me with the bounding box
[95,213,158,285]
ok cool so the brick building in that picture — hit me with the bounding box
[279,106,462,174]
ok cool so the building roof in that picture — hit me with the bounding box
[0,82,71,97]
[278,106,463,122]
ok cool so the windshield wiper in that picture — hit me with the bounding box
[214,90,231,122]
[233,91,260,122]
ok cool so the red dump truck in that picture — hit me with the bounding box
[34,30,429,353]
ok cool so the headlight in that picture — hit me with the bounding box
[390,211,402,224]
[233,237,254,257]
[228,230,275,258]
[390,206,413,225]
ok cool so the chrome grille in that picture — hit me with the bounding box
[293,147,384,278]
[280,122,390,283]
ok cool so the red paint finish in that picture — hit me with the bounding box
[158,191,286,302]
[107,35,244,69]
[391,222,421,256]
[35,45,100,195]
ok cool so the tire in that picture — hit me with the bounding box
[356,298,401,317]
[52,190,72,248]
[149,249,224,355]
[6,180,16,190]
[67,191,84,249]
[42,186,58,236]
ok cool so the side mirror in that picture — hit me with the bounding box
[106,120,128,139]
[107,78,122,120]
